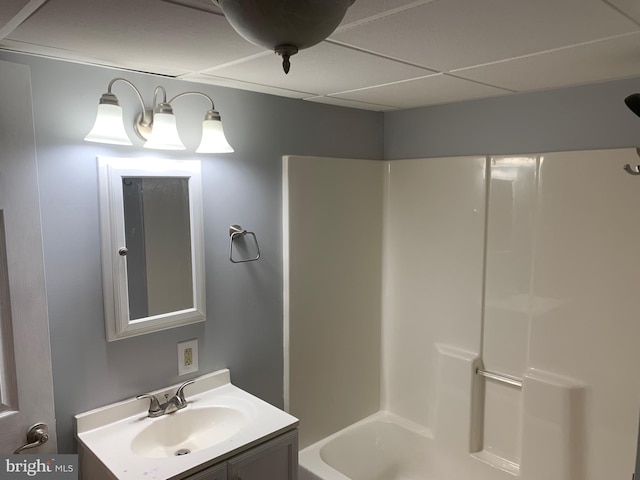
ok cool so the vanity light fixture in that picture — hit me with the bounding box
[85,77,234,153]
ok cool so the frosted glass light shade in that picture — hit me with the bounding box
[196,119,234,153]
[84,104,132,145]
[143,113,186,150]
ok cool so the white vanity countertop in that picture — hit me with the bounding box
[75,369,299,480]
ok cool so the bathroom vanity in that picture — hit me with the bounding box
[75,369,299,480]
[185,430,297,480]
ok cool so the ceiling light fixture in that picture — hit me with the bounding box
[213,0,355,74]
[85,78,234,153]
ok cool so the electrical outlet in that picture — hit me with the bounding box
[177,339,198,376]
[184,347,193,366]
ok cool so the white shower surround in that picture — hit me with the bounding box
[298,347,586,480]
[284,149,640,480]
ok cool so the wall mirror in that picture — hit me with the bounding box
[97,157,205,341]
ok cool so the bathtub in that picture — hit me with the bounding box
[298,412,435,480]
[298,411,519,480]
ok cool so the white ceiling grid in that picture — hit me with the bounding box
[1,0,639,111]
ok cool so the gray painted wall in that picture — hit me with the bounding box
[0,51,383,453]
[385,77,640,159]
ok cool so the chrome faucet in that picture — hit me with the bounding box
[137,379,195,417]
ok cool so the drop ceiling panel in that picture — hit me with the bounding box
[330,0,639,72]
[180,72,314,99]
[303,95,397,112]
[2,0,640,111]
[605,0,640,24]
[339,0,434,27]
[161,0,222,14]
[0,0,49,39]
[3,0,262,74]
[0,0,33,26]
[0,38,196,76]
[202,41,435,96]
[330,74,511,109]
[452,33,640,92]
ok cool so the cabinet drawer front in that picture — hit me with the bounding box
[228,430,298,480]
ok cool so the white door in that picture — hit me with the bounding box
[0,60,57,453]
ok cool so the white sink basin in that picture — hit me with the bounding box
[130,406,246,458]
[75,369,298,480]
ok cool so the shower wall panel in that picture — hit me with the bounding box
[383,149,640,479]
[480,155,539,466]
[284,155,384,450]
[383,156,486,427]
[526,149,640,480]
[478,148,640,479]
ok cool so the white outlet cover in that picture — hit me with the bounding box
[177,339,198,376]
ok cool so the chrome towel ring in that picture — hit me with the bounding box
[229,225,261,263]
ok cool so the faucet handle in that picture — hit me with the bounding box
[175,379,195,403]
[136,393,162,416]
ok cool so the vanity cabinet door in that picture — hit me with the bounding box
[189,463,226,480]
[227,430,298,480]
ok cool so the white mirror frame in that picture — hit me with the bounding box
[97,156,206,341]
